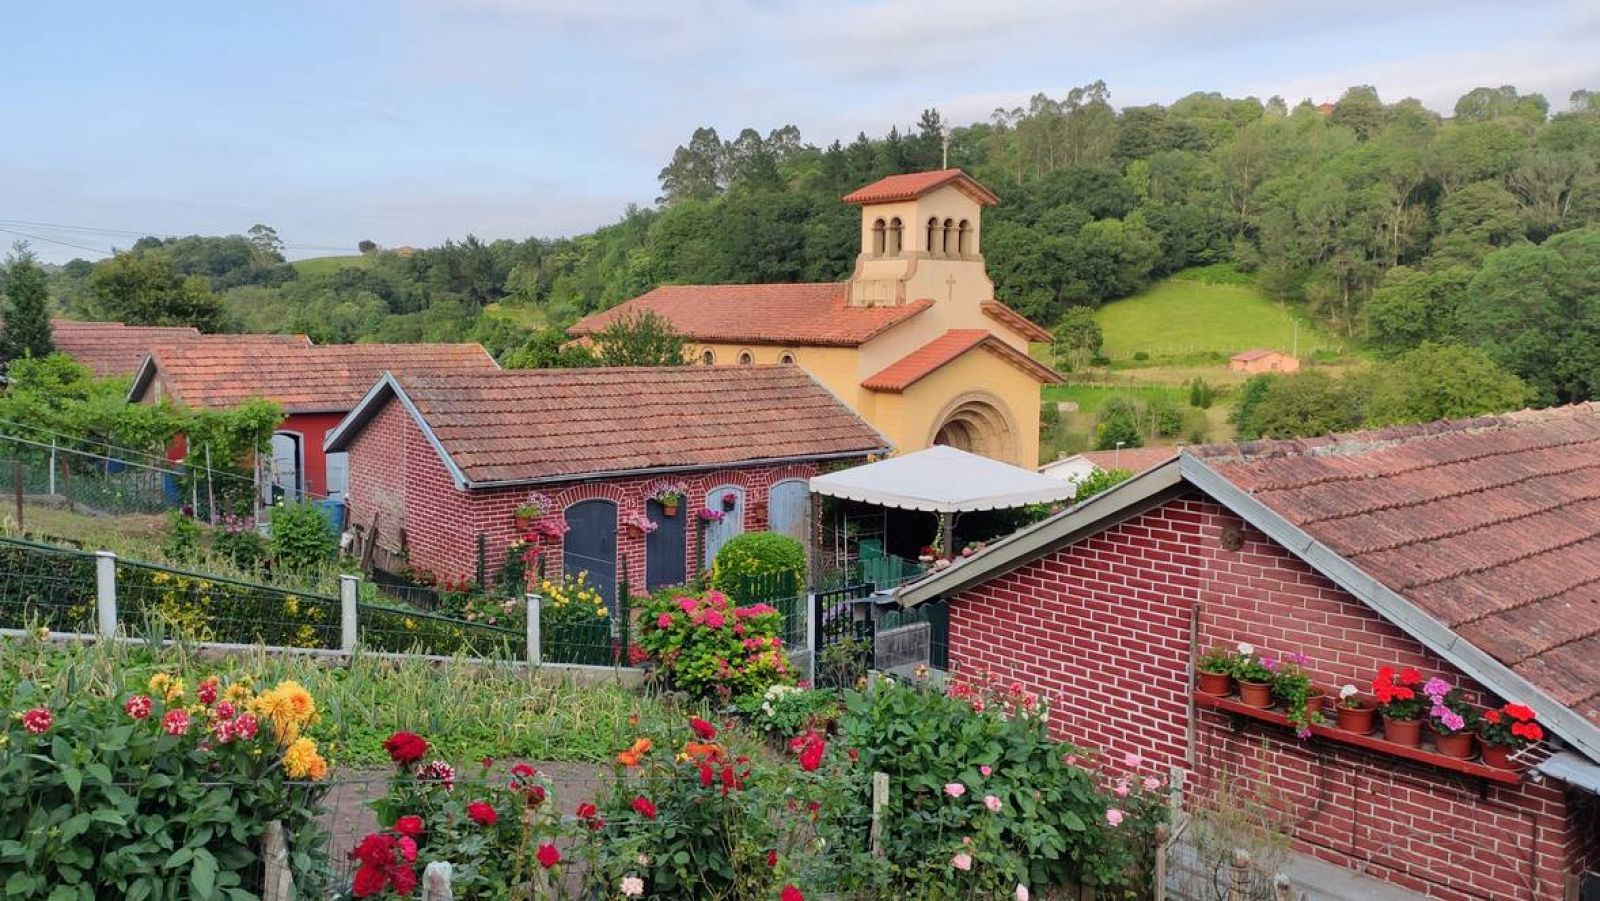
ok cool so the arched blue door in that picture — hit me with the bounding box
[768,479,809,543]
[703,485,745,568]
[563,500,617,608]
[645,499,686,591]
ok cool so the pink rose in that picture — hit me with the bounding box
[657,613,673,629]
[983,795,1001,813]
[979,765,992,777]
[944,783,966,798]
[1123,752,1142,768]
[1105,808,1125,826]
[951,852,972,871]
[1142,775,1162,791]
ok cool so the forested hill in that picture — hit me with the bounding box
[31,83,1600,403]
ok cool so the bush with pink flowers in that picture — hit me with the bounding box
[635,588,793,700]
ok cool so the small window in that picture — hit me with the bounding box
[926,217,940,255]
[887,217,903,255]
[779,352,796,364]
[738,351,754,365]
[871,219,886,256]
[942,218,955,255]
[701,349,716,365]
[958,219,971,255]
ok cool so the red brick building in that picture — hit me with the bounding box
[898,404,1600,899]
[129,341,497,501]
[324,366,888,603]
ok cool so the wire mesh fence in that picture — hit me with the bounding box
[116,558,344,649]
[358,602,524,660]
[0,535,96,633]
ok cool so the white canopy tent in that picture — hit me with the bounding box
[809,445,1078,552]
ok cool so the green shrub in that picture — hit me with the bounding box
[160,510,203,562]
[269,501,336,572]
[710,531,804,597]
[636,589,793,701]
[211,514,267,571]
[736,683,840,739]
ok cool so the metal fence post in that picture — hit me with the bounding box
[339,575,360,653]
[526,593,542,666]
[94,550,118,637]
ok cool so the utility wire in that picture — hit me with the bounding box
[0,217,353,253]
[0,225,114,256]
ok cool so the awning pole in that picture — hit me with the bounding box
[939,511,954,557]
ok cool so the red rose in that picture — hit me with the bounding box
[689,716,718,741]
[577,801,605,830]
[525,784,548,807]
[350,832,397,868]
[631,796,658,820]
[390,866,418,895]
[536,842,561,869]
[351,863,387,898]
[384,732,428,765]
[798,735,826,772]
[467,801,497,826]
[781,885,804,901]
[767,849,778,868]
[393,815,424,838]
[721,764,740,793]
[511,763,537,779]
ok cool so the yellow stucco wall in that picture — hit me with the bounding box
[870,347,1043,469]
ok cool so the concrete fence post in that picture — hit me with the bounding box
[869,771,890,857]
[526,593,542,666]
[339,575,360,653]
[94,550,117,638]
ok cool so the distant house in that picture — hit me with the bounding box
[128,341,497,504]
[569,169,1062,469]
[899,404,1600,899]
[50,319,309,379]
[1316,101,1336,118]
[1039,446,1178,487]
[324,366,889,602]
[1228,348,1299,373]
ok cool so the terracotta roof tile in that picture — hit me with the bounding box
[143,342,498,413]
[379,366,888,485]
[862,330,1064,393]
[980,301,1053,343]
[51,320,316,378]
[1195,403,1600,730]
[842,169,1000,206]
[568,283,931,347]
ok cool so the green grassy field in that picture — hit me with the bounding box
[482,302,547,329]
[291,254,373,277]
[1094,277,1343,362]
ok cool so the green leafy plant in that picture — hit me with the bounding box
[1268,653,1323,737]
[160,510,203,561]
[269,501,336,572]
[709,531,804,595]
[635,588,793,701]
[1232,643,1273,684]
[1196,646,1235,675]
[736,684,839,739]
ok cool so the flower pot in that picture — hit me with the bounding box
[1335,703,1376,735]
[514,514,535,531]
[1237,679,1274,708]
[721,496,737,512]
[1382,715,1423,748]
[1480,742,1527,770]
[661,501,679,518]
[1196,671,1233,696]
[1431,727,1474,759]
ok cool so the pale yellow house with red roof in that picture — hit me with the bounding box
[570,169,1061,468]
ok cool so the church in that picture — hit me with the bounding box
[569,169,1061,468]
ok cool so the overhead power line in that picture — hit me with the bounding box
[0,217,355,254]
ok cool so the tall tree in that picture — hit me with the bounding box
[90,251,224,331]
[657,127,726,204]
[1,242,55,363]
[594,310,687,367]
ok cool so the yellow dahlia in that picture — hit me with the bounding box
[282,737,327,780]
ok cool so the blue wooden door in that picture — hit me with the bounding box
[768,479,809,543]
[645,499,686,591]
[702,485,745,568]
[563,500,617,608]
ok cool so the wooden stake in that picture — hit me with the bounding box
[869,771,890,857]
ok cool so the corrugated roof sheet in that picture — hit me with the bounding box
[379,365,889,485]
[1193,403,1600,730]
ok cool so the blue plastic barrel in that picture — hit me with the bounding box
[312,498,346,533]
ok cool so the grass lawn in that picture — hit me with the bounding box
[292,254,373,277]
[483,302,548,329]
[1094,276,1344,362]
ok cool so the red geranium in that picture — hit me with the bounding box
[536,843,561,869]
[631,795,658,820]
[466,801,497,826]
[689,716,718,740]
[1504,703,1536,722]
[384,731,428,765]
[393,815,424,838]
[1480,701,1544,749]
[577,801,605,830]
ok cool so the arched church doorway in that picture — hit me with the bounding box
[929,395,1019,465]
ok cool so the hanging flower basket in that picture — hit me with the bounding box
[648,481,686,517]
[696,508,725,524]
[720,492,738,512]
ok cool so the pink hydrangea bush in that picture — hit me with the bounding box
[635,589,793,700]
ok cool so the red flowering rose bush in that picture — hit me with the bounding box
[0,667,333,898]
[571,716,811,900]
[361,734,563,899]
[635,589,794,701]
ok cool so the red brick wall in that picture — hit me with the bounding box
[343,393,824,592]
[946,492,1592,901]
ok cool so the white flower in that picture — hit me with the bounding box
[636,854,650,866]
[1339,684,1359,700]
[1236,642,1254,656]
[620,876,645,896]
[1016,885,1030,901]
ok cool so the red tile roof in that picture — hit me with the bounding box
[136,342,498,413]
[980,300,1053,343]
[842,169,1000,206]
[340,366,889,486]
[1230,348,1286,362]
[567,283,931,347]
[862,330,1064,393]
[51,320,314,379]
[1194,403,1600,731]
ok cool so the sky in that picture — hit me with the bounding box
[3,0,1597,264]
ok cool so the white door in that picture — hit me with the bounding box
[268,433,302,502]
[703,485,745,567]
[324,451,349,501]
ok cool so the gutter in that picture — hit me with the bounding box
[463,447,891,491]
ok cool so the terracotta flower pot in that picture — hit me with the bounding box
[1237,679,1274,708]
[1480,742,1527,770]
[1383,715,1423,748]
[1335,702,1376,735]
[1431,727,1474,760]
[514,514,535,531]
[662,501,679,518]
[1196,671,1233,696]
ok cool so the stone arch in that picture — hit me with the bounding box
[737,349,754,365]
[701,348,716,365]
[926,217,941,256]
[927,391,1020,465]
[941,218,955,255]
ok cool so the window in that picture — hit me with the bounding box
[958,220,971,255]
[926,217,940,255]
[738,351,754,365]
[887,218,903,255]
[701,349,716,365]
[325,451,349,501]
[942,218,955,255]
[779,352,796,364]
[872,218,886,255]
